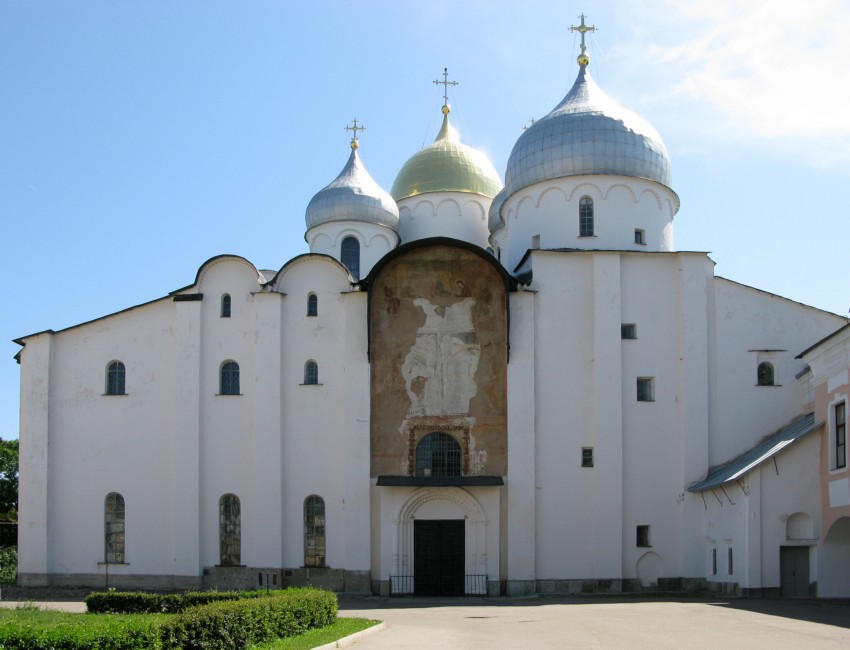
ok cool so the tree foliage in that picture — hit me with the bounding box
[0,439,18,523]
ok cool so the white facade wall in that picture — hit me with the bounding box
[711,280,846,466]
[491,176,678,273]
[397,192,492,248]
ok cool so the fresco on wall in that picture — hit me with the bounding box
[370,243,508,476]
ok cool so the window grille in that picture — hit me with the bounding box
[219,494,241,565]
[341,237,360,280]
[415,432,462,478]
[220,361,240,395]
[105,492,125,563]
[304,495,326,567]
[106,361,126,395]
[304,361,319,385]
[757,362,775,386]
[579,196,594,237]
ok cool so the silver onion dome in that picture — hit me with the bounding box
[305,142,399,231]
[502,64,672,203]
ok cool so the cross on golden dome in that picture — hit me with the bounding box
[433,67,459,114]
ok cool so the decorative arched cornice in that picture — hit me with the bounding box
[566,181,604,203]
[435,197,463,216]
[307,231,333,248]
[409,198,438,218]
[602,183,638,203]
[636,187,663,210]
[366,231,395,249]
[461,198,486,221]
[398,486,487,524]
[535,185,570,208]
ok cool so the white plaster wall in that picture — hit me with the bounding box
[17,333,52,583]
[701,434,820,591]
[758,434,821,589]
[273,257,371,572]
[712,279,846,466]
[306,222,398,279]
[493,176,678,273]
[529,250,714,583]
[39,296,183,580]
[397,192,492,248]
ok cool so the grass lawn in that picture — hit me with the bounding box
[251,617,381,649]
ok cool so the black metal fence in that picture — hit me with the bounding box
[389,574,488,596]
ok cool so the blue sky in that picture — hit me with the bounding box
[2,0,848,439]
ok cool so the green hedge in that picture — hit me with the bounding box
[86,589,260,614]
[159,589,338,649]
[0,610,162,650]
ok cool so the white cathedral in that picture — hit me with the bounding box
[15,23,850,598]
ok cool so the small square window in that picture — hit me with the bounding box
[581,447,594,468]
[621,324,637,339]
[634,229,646,245]
[637,377,655,402]
[636,525,651,547]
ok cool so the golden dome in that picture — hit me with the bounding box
[391,107,503,202]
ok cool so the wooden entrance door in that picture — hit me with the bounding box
[414,519,465,596]
[780,546,810,597]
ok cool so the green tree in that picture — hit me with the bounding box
[0,439,18,523]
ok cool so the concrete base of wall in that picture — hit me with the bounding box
[17,572,201,590]
[282,568,371,594]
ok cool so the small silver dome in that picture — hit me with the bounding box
[488,187,507,232]
[503,65,672,201]
[305,144,399,231]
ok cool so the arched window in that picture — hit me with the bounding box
[757,362,775,386]
[304,495,325,567]
[220,361,240,395]
[415,432,462,478]
[307,293,318,317]
[341,236,360,280]
[106,361,126,396]
[304,361,319,385]
[219,494,241,566]
[104,492,125,563]
[579,196,594,237]
[221,294,231,318]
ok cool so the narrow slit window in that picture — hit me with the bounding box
[104,492,125,564]
[221,294,231,318]
[579,196,594,237]
[219,494,241,566]
[304,495,326,567]
[836,401,846,469]
[307,293,318,317]
[341,236,360,280]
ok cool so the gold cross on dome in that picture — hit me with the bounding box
[344,118,366,149]
[433,68,459,107]
[570,13,597,64]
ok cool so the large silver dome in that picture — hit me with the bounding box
[305,144,399,231]
[503,64,672,200]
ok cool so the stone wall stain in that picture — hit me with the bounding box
[370,244,508,476]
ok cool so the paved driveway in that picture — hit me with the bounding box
[338,596,850,649]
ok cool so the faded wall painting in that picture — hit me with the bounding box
[370,243,508,476]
